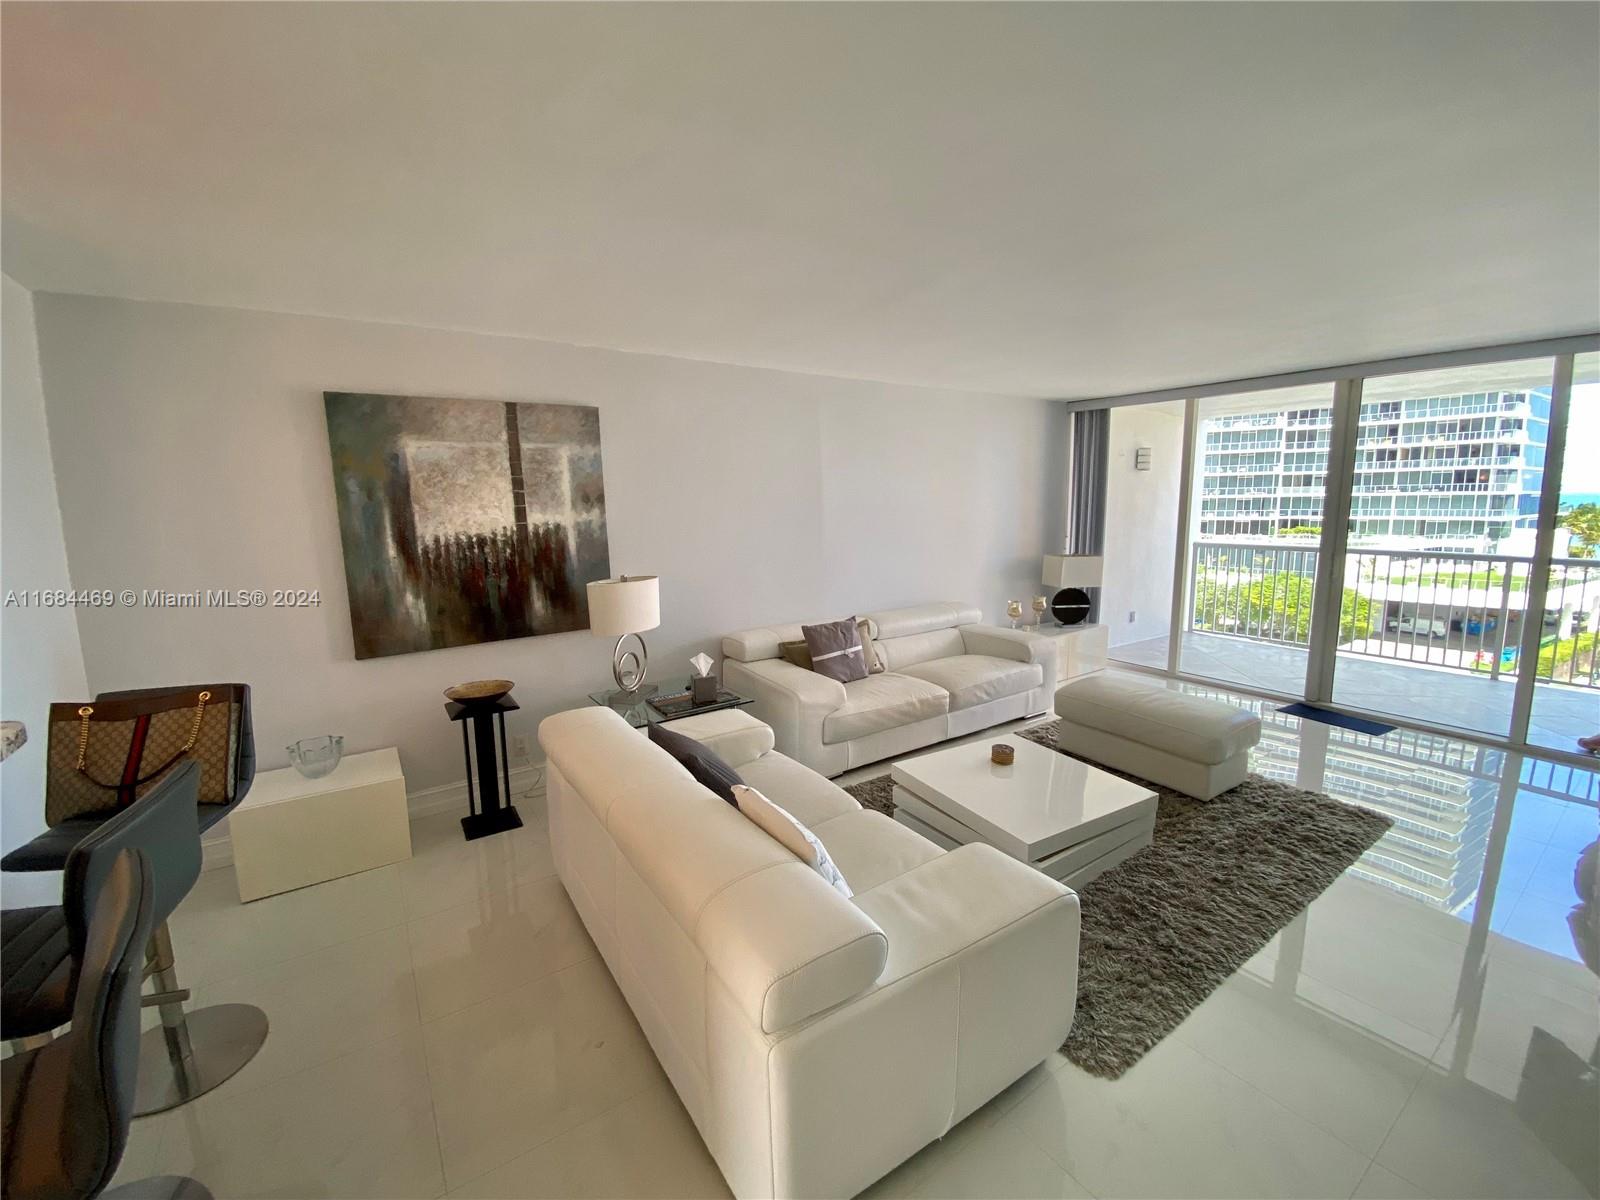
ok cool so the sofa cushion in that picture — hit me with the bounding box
[1055,672,1262,765]
[648,721,744,804]
[864,603,983,640]
[809,809,943,895]
[897,655,1043,712]
[802,618,870,683]
[737,752,861,827]
[733,785,853,898]
[875,627,967,671]
[823,674,951,745]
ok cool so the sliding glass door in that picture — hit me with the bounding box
[1526,351,1600,754]
[1176,383,1337,696]
[1326,357,1558,741]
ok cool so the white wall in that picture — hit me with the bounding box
[1100,400,1185,648]
[32,294,1067,793]
[1,275,89,904]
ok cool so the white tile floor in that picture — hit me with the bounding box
[102,688,1597,1200]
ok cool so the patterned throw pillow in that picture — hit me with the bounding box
[647,721,743,805]
[801,617,869,683]
[732,784,853,898]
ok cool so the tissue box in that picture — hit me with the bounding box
[691,675,718,704]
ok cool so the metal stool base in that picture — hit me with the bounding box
[134,1003,268,1115]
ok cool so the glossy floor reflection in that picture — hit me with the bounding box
[1114,630,1600,750]
[99,688,1596,1199]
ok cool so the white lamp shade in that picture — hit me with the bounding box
[1043,555,1104,588]
[586,576,660,636]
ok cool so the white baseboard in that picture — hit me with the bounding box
[200,761,546,873]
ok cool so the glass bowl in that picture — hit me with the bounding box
[287,735,344,779]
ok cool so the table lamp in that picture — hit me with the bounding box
[1042,555,1103,626]
[587,575,661,700]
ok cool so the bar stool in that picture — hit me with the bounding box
[1,849,213,1200]
[0,759,268,1114]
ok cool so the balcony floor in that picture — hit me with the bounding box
[1112,630,1599,752]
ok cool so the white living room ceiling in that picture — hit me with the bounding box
[3,3,1596,399]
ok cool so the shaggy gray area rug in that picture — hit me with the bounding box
[842,720,1392,1079]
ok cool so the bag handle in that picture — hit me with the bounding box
[74,690,211,789]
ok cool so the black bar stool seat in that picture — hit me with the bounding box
[1,808,231,874]
[0,818,109,873]
[0,907,73,1040]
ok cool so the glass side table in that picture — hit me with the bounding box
[588,681,754,730]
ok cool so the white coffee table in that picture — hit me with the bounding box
[890,736,1157,889]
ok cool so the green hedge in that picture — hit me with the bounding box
[1192,571,1372,644]
[1536,630,1598,683]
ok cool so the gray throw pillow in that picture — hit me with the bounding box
[802,617,869,683]
[647,721,743,805]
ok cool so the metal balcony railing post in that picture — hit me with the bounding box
[1489,565,1514,682]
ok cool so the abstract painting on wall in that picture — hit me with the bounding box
[323,392,611,659]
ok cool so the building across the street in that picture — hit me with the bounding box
[1198,389,1551,551]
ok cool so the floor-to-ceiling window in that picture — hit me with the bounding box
[1178,383,1337,695]
[1527,351,1600,753]
[1082,338,1600,761]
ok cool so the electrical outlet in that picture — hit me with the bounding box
[1128,610,1137,623]
[511,735,530,761]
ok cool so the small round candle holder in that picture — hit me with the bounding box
[991,743,1015,766]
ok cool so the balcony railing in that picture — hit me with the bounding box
[1188,541,1600,689]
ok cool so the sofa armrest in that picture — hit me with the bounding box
[960,624,1057,685]
[723,658,846,763]
[697,861,889,1034]
[851,842,1079,989]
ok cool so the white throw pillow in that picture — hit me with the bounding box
[732,784,853,898]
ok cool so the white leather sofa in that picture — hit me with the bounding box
[538,706,1081,1200]
[721,602,1056,777]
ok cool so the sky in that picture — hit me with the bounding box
[1563,382,1600,497]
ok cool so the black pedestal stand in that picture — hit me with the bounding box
[446,694,524,841]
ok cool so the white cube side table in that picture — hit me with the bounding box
[230,747,411,902]
[1030,623,1109,689]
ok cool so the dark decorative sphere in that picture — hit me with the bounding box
[1050,587,1092,626]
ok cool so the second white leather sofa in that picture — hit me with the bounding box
[538,705,1080,1200]
[721,602,1056,776]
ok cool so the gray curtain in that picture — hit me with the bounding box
[1066,408,1108,556]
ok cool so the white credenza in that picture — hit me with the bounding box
[230,747,411,902]
[1029,623,1108,689]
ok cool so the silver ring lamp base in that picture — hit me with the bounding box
[611,632,650,695]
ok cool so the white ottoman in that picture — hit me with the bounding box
[1054,674,1260,800]
[658,707,775,765]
